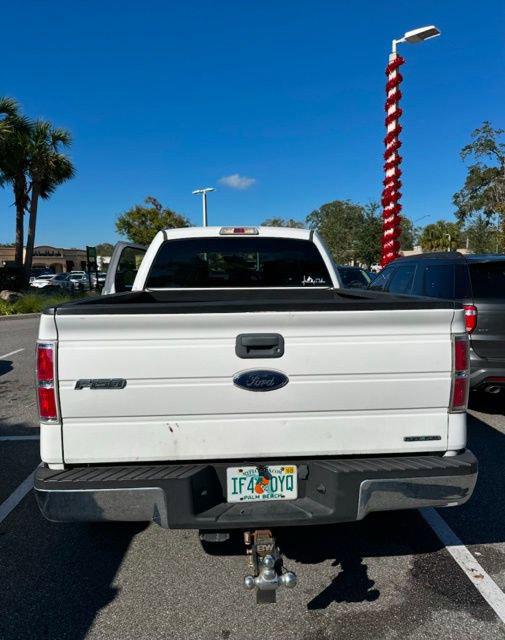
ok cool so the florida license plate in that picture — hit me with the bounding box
[226,465,298,503]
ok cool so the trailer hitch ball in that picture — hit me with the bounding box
[279,571,297,589]
[244,575,256,590]
[244,554,297,592]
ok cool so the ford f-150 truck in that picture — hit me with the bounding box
[34,226,477,602]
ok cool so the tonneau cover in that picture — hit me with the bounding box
[47,288,460,316]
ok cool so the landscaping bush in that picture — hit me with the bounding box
[0,299,14,315]
[0,292,82,315]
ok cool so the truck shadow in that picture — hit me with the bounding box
[279,526,381,609]
[277,511,433,610]
[0,492,148,640]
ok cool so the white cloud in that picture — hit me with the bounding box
[218,173,256,190]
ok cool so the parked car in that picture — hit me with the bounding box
[30,274,57,289]
[68,271,90,291]
[35,227,476,603]
[31,273,74,293]
[335,265,372,289]
[370,252,505,394]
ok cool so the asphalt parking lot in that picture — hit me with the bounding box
[1,316,505,639]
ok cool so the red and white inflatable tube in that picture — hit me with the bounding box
[380,54,405,267]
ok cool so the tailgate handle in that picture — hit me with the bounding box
[235,333,284,359]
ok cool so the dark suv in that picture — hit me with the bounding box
[370,252,505,394]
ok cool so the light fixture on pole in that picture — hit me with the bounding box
[381,25,441,267]
[192,187,215,227]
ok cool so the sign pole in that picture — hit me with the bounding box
[86,246,98,291]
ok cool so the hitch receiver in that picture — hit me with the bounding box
[243,529,297,604]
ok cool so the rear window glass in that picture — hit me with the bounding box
[338,267,370,288]
[146,237,332,288]
[422,265,455,299]
[469,262,505,299]
[388,265,416,295]
[369,266,395,291]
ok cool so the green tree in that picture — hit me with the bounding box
[24,121,75,273]
[261,217,305,228]
[453,122,505,230]
[305,200,364,263]
[116,196,191,245]
[400,217,416,250]
[96,242,115,256]
[464,215,500,253]
[353,202,381,268]
[420,220,462,252]
[0,97,32,267]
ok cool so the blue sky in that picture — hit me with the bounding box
[0,0,503,247]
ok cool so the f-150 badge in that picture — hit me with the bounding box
[233,370,288,392]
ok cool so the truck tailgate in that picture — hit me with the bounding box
[55,307,455,463]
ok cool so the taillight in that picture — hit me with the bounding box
[450,335,469,413]
[37,342,59,422]
[463,304,477,334]
[454,337,469,371]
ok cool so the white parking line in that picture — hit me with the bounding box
[0,436,40,441]
[0,470,36,524]
[422,507,505,623]
[0,348,25,359]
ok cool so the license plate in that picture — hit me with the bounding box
[226,465,298,503]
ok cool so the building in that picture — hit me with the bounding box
[0,245,87,273]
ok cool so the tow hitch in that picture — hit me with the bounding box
[243,529,297,603]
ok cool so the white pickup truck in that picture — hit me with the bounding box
[35,226,477,601]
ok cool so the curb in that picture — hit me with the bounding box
[0,313,40,322]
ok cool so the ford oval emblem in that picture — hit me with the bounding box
[233,369,289,392]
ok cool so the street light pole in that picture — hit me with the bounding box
[192,188,215,227]
[381,25,441,267]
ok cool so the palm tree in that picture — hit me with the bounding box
[24,122,75,273]
[0,98,32,267]
[420,220,462,252]
[0,97,21,134]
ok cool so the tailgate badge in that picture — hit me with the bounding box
[75,379,127,390]
[233,370,288,392]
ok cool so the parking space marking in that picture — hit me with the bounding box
[0,436,40,441]
[422,507,505,623]
[0,469,36,524]
[0,348,24,359]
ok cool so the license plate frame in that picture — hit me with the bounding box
[226,465,298,503]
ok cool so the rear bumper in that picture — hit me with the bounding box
[34,450,477,530]
[470,350,505,389]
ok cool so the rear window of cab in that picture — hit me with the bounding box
[146,237,332,288]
